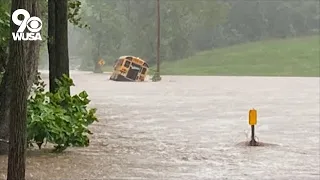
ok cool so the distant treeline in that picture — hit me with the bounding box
[58,0,320,69]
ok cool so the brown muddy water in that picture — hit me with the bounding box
[0,71,319,180]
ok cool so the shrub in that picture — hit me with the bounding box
[151,72,162,82]
[27,73,98,152]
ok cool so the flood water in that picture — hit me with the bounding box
[1,71,319,180]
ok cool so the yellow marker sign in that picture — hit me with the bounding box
[249,109,257,125]
[98,59,105,66]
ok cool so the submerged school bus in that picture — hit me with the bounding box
[109,56,149,82]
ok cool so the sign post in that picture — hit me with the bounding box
[248,109,258,146]
[152,0,162,82]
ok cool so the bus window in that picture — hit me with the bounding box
[141,68,146,74]
[131,63,141,70]
[118,59,124,66]
[115,59,123,69]
[143,63,149,68]
[124,60,131,68]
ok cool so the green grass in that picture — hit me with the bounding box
[158,35,320,77]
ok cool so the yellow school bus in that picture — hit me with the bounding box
[109,56,149,82]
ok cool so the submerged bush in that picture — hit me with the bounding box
[27,73,98,152]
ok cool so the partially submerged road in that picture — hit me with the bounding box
[1,71,319,179]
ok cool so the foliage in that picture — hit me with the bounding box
[0,71,3,81]
[214,0,320,45]
[70,0,229,70]
[159,35,320,77]
[151,72,161,82]
[0,1,10,72]
[68,0,88,28]
[0,5,9,46]
[0,0,88,69]
[67,0,319,71]
[27,73,98,152]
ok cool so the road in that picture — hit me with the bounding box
[1,71,319,180]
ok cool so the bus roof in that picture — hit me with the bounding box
[118,55,149,67]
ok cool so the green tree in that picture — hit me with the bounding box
[0,0,10,72]
[73,0,229,69]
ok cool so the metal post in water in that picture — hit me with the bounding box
[248,109,258,146]
[156,0,160,75]
[249,125,257,146]
[152,0,161,82]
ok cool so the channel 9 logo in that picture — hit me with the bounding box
[11,9,42,41]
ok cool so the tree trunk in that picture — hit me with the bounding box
[0,47,8,73]
[0,0,40,155]
[91,44,102,73]
[94,61,103,73]
[0,69,11,154]
[0,9,11,155]
[48,0,56,92]
[48,0,70,93]
[7,43,28,180]
[6,0,29,179]
[26,0,40,92]
[55,0,70,81]
[93,13,103,74]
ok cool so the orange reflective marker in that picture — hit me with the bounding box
[249,109,257,125]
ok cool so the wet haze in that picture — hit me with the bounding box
[39,0,320,69]
[2,0,318,179]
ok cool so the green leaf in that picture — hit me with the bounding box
[79,91,88,98]
[27,75,98,153]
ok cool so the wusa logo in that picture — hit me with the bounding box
[11,9,42,41]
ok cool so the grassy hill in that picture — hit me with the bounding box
[158,36,319,77]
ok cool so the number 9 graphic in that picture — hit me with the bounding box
[12,9,42,33]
